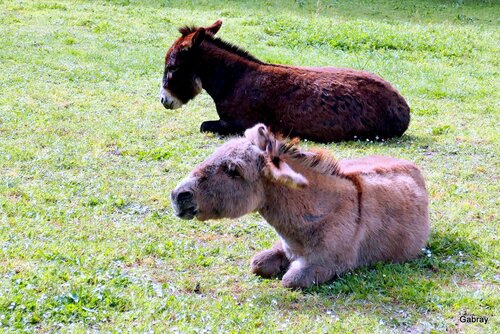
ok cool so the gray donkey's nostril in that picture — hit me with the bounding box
[160,96,165,104]
[177,191,193,203]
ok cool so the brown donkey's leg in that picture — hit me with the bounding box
[200,120,244,136]
[250,242,290,278]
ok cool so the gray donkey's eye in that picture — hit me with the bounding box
[223,164,242,179]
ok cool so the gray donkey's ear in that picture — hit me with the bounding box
[245,124,308,189]
[244,123,273,151]
[262,157,309,189]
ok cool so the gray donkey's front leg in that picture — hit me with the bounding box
[251,241,290,278]
[282,260,334,289]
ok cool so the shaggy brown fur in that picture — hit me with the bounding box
[160,20,411,142]
[171,124,429,288]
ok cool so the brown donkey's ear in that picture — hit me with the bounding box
[180,28,205,50]
[206,20,222,35]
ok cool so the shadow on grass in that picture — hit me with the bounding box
[333,133,435,150]
[190,132,435,151]
[300,230,483,306]
[379,134,435,148]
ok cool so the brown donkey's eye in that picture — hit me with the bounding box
[167,65,179,73]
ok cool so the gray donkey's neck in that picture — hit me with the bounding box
[257,161,357,255]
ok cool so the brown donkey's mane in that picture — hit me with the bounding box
[179,25,264,64]
[178,25,197,36]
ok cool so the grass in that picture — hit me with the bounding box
[0,0,498,332]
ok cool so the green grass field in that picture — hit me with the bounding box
[1,0,498,332]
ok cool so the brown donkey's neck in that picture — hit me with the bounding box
[195,40,263,101]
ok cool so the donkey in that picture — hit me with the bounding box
[160,20,411,142]
[171,124,429,288]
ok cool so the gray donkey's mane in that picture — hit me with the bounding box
[278,139,341,176]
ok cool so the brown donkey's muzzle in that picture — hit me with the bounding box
[171,187,198,220]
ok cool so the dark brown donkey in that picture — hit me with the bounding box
[160,20,410,142]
